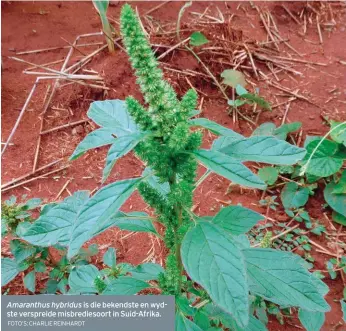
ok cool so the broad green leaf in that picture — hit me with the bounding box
[21,191,90,247]
[143,167,170,196]
[252,122,301,140]
[103,132,146,182]
[193,149,266,190]
[188,118,243,139]
[111,212,158,235]
[252,123,276,137]
[239,93,271,111]
[324,181,346,217]
[102,276,150,295]
[70,128,116,160]
[24,271,35,293]
[212,136,243,151]
[258,167,279,185]
[175,312,203,331]
[341,300,346,322]
[190,32,209,46]
[302,139,343,177]
[330,120,346,146]
[181,222,249,327]
[204,304,267,331]
[298,309,325,331]
[221,70,246,88]
[10,239,36,263]
[130,263,164,281]
[92,211,152,237]
[332,171,346,194]
[212,205,264,235]
[87,100,138,136]
[274,122,302,140]
[103,247,116,268]
[281,182,309,210]
[332,211,346,226]
[220,136,306,165]
[1,258,19,286]
[243,248,330,312]
[68,265,100,294]
[68,178,141,258]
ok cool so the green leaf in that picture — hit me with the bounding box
[341,300,346,323]
[228,99,247,107]
[204,304,267,331]
[21,191,89,247]
[298,309,325,331]
[103,247,116,268]
[235,84,248,96]
[102,276,150,295]
[212,136,243,151]
[302,139,343,177]
[193,149,266,190]
[220,136,306,165]
[103,132,147,182]
[23,198,42,210]
[332,171,346,194]
[24,271,35,293]
[176,296,196,317]
[113,213,157,234]
[243,248,330,312]
[324,181,346,217]
[93,211,153,237]
[258,167,279,185]
[274,122,302,140]
[330,120,346,146]
[190,32,209,46]
[1,258,19,286]
[221,70,246,88]
[87,100,138,136]
[92,0,108,18]
[281,182,309,210]
[142,167,170,196]
[10,239,36,263]
[34,261,46,273]
[68,265,100,294]
[239,93,271,111]
[70,128,116,160]
[188,118,243,139]
[175,312,203,331]
[212,205,264,235]
[68,178,142,258]
[181,222,249,327]
[252,123,276,137]
[332,211,346,226]
[130,263,164,281]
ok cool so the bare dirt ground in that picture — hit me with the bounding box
[1,1,346,330]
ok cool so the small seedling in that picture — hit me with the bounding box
[92,0,115,53]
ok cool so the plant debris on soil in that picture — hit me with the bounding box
[1,1,346,330]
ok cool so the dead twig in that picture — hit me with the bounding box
[1,158,64,189]
[2,165,70,193]
[40,119,89,135]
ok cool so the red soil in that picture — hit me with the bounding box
[1,2,346,330]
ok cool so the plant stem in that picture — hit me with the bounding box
[169,172,184,294]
